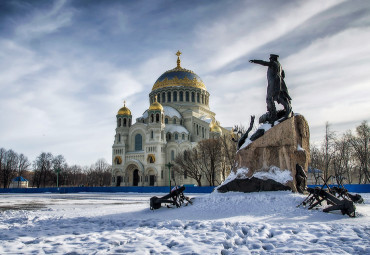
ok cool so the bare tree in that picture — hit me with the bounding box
[333,133,354,184]
[198,138,222,186]
[16,153,30,187]
[33,152,54,188]
[1,149,19,188]
[174,149,203,186]
[52,155,67,186]
[309,145,324,185]
[220,134,237,181]
[349,121,370,184]
[0,148,6,187]
[86,159,112,186]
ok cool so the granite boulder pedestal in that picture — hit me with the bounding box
[218,115,310,193]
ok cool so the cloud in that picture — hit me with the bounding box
[0,0,369,165]
[15,0,74,40]
[193,1,342,72]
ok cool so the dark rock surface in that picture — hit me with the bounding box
[217,177,292,193]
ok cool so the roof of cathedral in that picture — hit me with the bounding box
[165,124,189,134]
[152,51,206,91]
[117,101,131,115]
[163,106,181,118]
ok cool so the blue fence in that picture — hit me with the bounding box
[1,184,369,194]
[0,186,216,194]
[307,184,370,193]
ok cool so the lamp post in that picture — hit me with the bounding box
[165,162,174,193]
[56,168,60,188]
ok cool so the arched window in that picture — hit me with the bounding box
[151,114,154,123]
[184,170,187,179]
[161,170,164,179]
[118,134,121,142]
[156,113,160,122]
[186,91,189,102]
[171,150,175,161]
[175,133,178,140]
[173,119,177,124]
[167,133,172,141]
[197,125,199,135]
[165,118,169,124]
[135,134,142,151]
[162,92,166,103]
[151,131,154,139]
[174,92,177,102]
[191,92,195,102]
[129,119,131,126]
[197,93,200,103]
[118,118,121,127]
[123,118,127,126]
[158,94,161,102]
[167,92,171,102]
[182,134,185,140]
[179,91,183,101]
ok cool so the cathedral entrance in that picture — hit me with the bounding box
[116,176,122,187]
[133,169,139,186]
[149,175,155,186]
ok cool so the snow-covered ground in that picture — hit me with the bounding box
[1,191,369,254]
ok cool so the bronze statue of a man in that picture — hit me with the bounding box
[250,54,292,122]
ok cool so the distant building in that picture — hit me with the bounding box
[9,176,29,188]
[111,51,227,187]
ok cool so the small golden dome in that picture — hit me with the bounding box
[149,95,163,111]
[210,121,222,133]
[117,101,132,115]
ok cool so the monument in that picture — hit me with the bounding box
[217,54,309,193]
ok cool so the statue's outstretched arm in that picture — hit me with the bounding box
[249,59,270,66]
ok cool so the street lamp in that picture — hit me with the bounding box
[56,168,61,188]
[165,162,174,193]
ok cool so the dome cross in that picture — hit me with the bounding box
[176,50,182,68]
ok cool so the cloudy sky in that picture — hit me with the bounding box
[1,0,369,166]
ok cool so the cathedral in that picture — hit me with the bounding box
[111,51,226,187]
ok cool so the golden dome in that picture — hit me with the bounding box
[149,96,163,111]
[152,51,206,91]
[117,101,131,115]
[210,121,222,133]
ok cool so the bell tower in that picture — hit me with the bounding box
[112,101,132,173]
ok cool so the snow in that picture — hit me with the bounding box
[253,166,293,184]
[220,167,250,186]
[1,192,369,254]
[141,110,148,119]
[238,123,273,151]
[199,116,212,123]
[163,106,182,119]
[219,166,293,188]
[165,124,189,134]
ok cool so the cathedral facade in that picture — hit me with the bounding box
[111,52,225,187]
